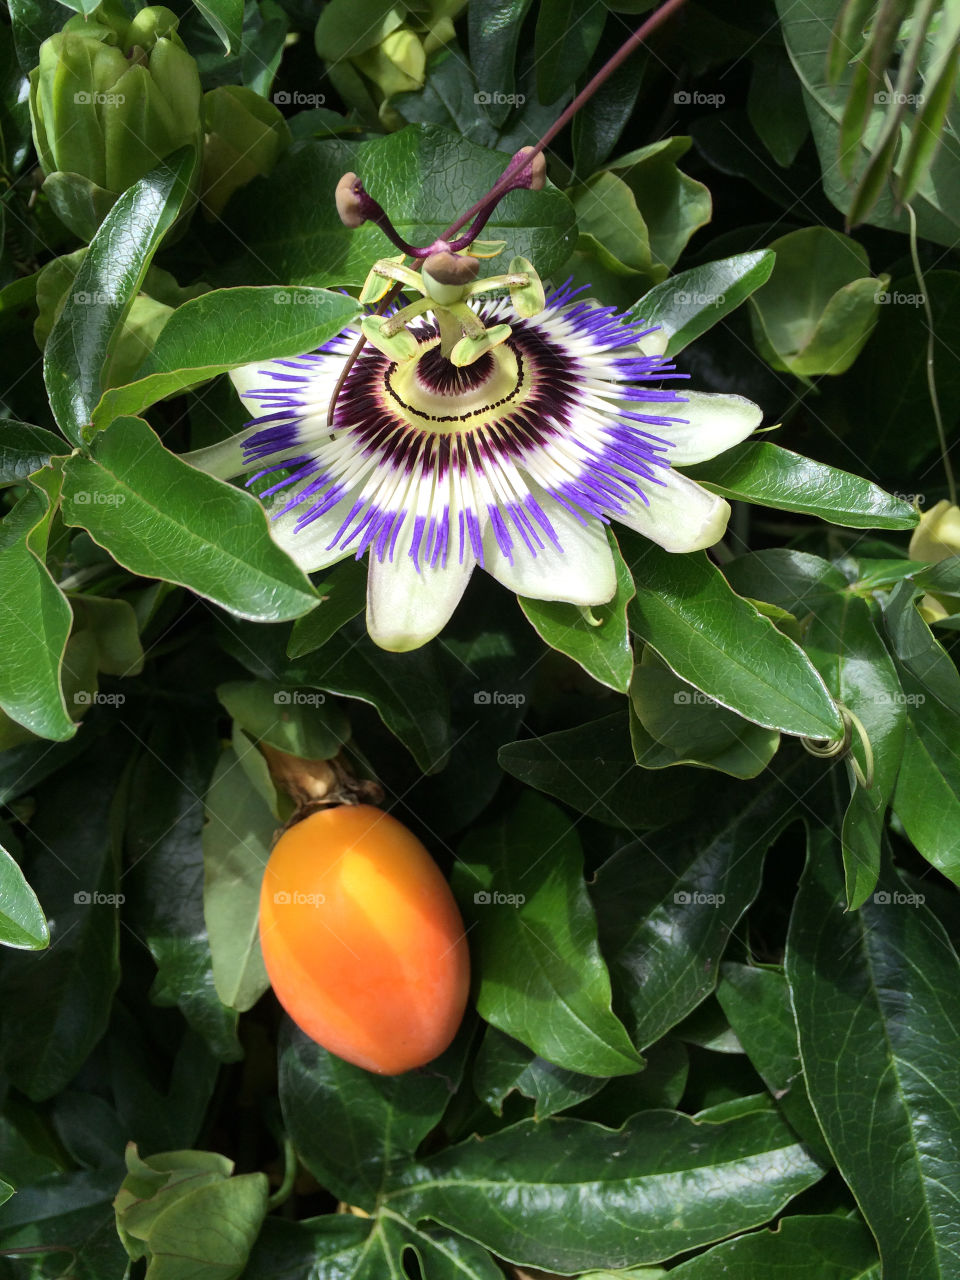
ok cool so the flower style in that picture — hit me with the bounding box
[225,280,762,651]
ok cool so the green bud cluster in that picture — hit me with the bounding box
[28,0,202,240]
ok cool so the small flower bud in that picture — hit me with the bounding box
[909,500,960,564]
[335,172,367,228]
[421,252,480,287]
[513,146,546,191]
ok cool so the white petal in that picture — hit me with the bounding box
[483,490,617,605]
[266,491,359,573]
[229,361,278,416]
[366,520,476,652]
[182,425,264,479]
[652,392,762,465]
[618,471,731,552]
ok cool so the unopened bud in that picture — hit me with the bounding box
[514,147,546,190]
[335,172,366,228]
[910,500,960,564]
[422,251,480,287]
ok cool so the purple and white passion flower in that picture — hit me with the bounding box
[225,280,762,651]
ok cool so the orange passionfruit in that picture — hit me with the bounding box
[258,804,469,1074]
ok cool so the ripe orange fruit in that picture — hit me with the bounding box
[258,804,470,1074]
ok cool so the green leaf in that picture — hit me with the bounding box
[0,840,49,951]
[724,548,848,617]
[453,793,643,1077]
[633,250,775,356]
[666,1213,879,1278]
[0,469,74,742]
[279,1020,469,1210]
[747,45,810,168]
[61,417,317,623]
[0,422,67,483]
[124,719,241,1062]
[193,0,243,53]
[214,126,576,288]
[288,621,450,773]
[388,1110,825,1271]
[217,680,350,761]
[201,747,272,1012]
[534,0,604,104]
[91,288,361,430]
[286,558,368,658]
[786,828,960,1278]
[629,655,780,780]
[0,743,123,1099]
[716,964,828,1162]
[518,531,634,692]
[609,139,712,278]
[498,713,734,831]
[685,441,919,529]
[622,536,843,739]
[748,228,884,376]
[473,1026,605,1119]
[591,770,800,1050]
[69,595,144,677]
[804,596,906,908]
[467,0,533,130]
[43,150,194,445]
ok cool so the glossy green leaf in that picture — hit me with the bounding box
[473,1026,605,1119]
[43,150,194,445]
[0,470,74,741]
[667,1213,879,1278]
[724,548,848,617]
[622,536,843,739]
[214,126,576,288]
[0,744,123,1099]
[467,0,533,129]
[193,0,243,53]
[61,417,317,622]
[686,441,918,529]
[747,45,809,168]
[201,747,272,1013]
[804,596,906,908]
[453,793,642,1077]
[633,250,775,356]
[0,422,67,483]
[534,0,604,104]
[787,828,960,1278]
[91,288,361,430]
[716,964,828,1161]
[69,595,144,678]
[498,712,735,830]
[279,1021,469,1210]
[591,769,801,1050]
[519,531,634,692]
[388,1110,825,1271]
[287,558,368,658]
[217,679,349,761]
[0,840,48,951]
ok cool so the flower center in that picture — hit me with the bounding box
[383,336,525,433]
